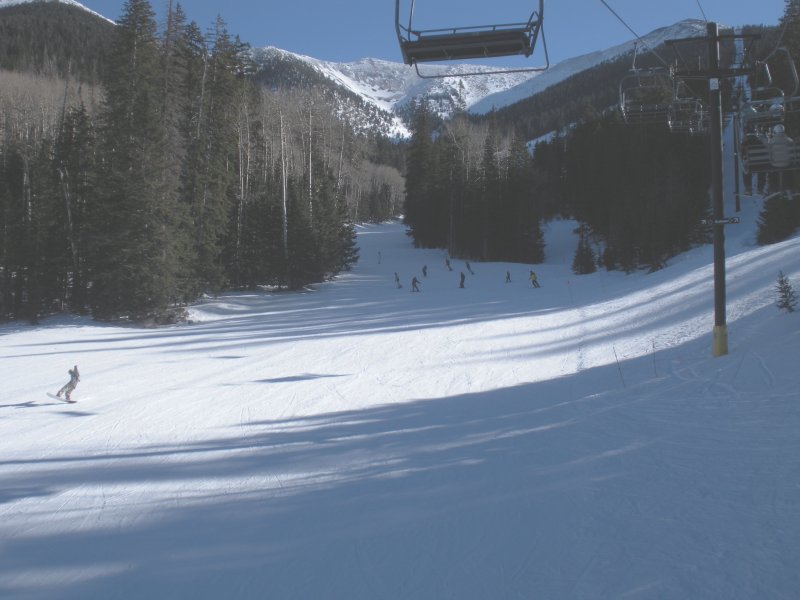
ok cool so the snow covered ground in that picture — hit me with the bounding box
[1,196,799,599]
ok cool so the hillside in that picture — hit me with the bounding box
[2,189,799,598]
[0,0,113,80]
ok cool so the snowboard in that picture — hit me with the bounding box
[47,392,77,404]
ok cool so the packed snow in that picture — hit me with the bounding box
[1,191,799,598]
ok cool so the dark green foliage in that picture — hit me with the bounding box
[757,193,799,245]
[572,226,596,275]
[563,116,710,272]
[776,270,797,312]
[0,2,113,81]
[403,107,547,263]
[0,0,362,322]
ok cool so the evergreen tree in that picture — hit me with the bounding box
[404,99,435,246]
[51,103,97,313]
[572,226,597,275]
[776,270,797,312]
[757,193,798,245]
[91,0,189,319]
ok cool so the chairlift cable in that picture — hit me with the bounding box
[598,0,670,69]
[761,17,791,64]
[694,0,708,24]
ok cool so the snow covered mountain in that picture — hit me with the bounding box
[0,0,113,24]
[252,19,711,135]
[470,19,709,114]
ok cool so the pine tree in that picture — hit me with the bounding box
[572,226,596,275]
[757,193,798,245]
[404,99,435,246]
[776,270,798,312]
[91,0,189,319]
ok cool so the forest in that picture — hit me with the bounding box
[0,0,404,322]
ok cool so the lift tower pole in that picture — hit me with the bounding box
[708,21,728,357]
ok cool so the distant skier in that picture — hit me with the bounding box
[466,261,474,275]
[445,257,453,271]
[57,365,80,402]
[378,250,382,264]
[459,271,466,288]
[505,270,512,283]
[529,270,540,288]
[394,272,402,288]
[411,276,421,292]
[422,265,428,277]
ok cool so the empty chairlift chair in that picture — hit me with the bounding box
[619,68,673,125]
[395,0,547,77]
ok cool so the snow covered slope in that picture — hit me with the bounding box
[2,190,799,598]
[0,0,114,24]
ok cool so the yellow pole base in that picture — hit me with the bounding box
[712,324,728,357]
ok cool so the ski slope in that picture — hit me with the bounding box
[1,198,799,599]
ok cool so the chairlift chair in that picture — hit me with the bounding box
[737,51,800,173]
[667,79,708,134]
[739,126,800,174]
[395,0,548,77]
[668,99,707,134]
[619,68,673,125]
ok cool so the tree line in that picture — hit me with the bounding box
[403,101,546,264]
[403,97,711,273]
[0,0,404,323]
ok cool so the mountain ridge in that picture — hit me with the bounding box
[250,19,713,137]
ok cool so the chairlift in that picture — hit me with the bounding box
[619,68,673,125]
[668,99,707,134]
[667,79,707,134]
[739,124,800,173]
[395,0,548,78]
[738,50,800,173]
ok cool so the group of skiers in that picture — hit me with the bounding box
[387,252,542,292]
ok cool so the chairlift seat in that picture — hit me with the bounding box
[621,103,671,125]
[395,1,546,75]
[741,134,800,173]
[400,25,534,64]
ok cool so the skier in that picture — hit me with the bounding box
[411,276,421,292]
[505,270,512,283]
[57,365,80,402]
[466,261,474,275]
[459,271,466,288]
[529,270,540,288]
[445,257,452,271]
[422,265,428,277]
[394,272,402,288]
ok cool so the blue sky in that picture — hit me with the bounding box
[80,0,786,65]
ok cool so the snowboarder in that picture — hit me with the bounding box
[411,276,421,292]
[394,272,402,288]
[459,271,466,288]
[505,270,512,283]
[57,365,80,402]
[422,265,428,277]
[466,261,474,275]
[529,270,540,288]
[445,257,452,271]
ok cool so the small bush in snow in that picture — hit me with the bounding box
[776,271,797,313]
